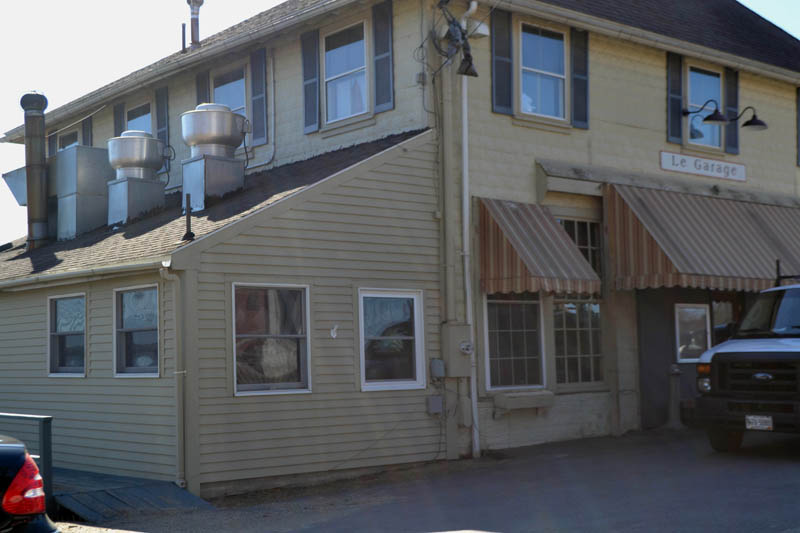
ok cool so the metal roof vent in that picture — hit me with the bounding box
[107,131,168,226]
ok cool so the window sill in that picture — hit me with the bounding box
[235,388,312,397]
[320,113,376,139]
[114,373,159,378]
[680,143,730,159]
[555,382,609,395]
[511,113,573,135]
[362,381,426,392]
[492,390,554,418]
[48,373,85,378]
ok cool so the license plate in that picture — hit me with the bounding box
[745,414,773,431]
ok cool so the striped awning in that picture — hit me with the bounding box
[479,198,601,295]
[606,184,800,292]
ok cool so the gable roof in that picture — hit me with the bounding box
[534,0,800,73]
[3,0,800,143]
[0,130,424,288]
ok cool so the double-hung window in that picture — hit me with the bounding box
[114,286,159,376]
[49,295,86,375]
[520,24,565,119]
[213,68,246,117]
[324,23,367,123]
[688,67,722,148]
[126,103,152,133]
[554,295,602,384]
[233,284,310,394]
[360,289,425,391]
[486,293,542,388]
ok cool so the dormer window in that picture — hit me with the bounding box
[324,23,367,123]
[126,103,152,133]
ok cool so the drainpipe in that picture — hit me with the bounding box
[21,93,48,251]
[460,0,479,459]
[160,266,186,488]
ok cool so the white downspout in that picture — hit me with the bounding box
[461,0,479,459]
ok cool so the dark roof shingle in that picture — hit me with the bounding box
[0,131,423,285]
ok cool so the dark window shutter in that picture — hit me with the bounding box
[666,52,683,144]
[155,86,170,173]
[571,28,589,129]
[373,0,394,113]
[113,103,126,137]
[301,30,320,134]
[47,132,56,157]
[797,88,800,166]
[250,48,268,146]
[81,117,93,146]
[196,71,210,105]
[724,68,739,155]
[491,10,513,115]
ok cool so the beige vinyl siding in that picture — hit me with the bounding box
[0,274,177,481]
[192,134,442,490]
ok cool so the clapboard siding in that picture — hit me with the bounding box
[194,134,442,489]
[0,274,177,481]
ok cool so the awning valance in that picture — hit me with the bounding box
[479,198,601,295]
[606,184,800,292]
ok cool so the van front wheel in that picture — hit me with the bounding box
[708,429,743,452]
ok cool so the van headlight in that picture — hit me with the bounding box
[697,377,711,393]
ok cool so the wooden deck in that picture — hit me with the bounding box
[53,468,211,523]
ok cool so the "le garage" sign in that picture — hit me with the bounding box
[660,151,746,181]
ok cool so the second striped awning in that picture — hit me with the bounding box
[479,198,601,295]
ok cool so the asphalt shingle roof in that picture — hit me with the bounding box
[538,0,800,72]
[0,131,423,284]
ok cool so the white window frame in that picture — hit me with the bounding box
[125,101,154,134]
[322,20,370,126]
[674,303,712,363]
[483,293,546,392]
[211,60,249,147]
[57,130,79,151]
[686,64,723,149]
[359,288,426,392]
[47,292,87,378]
[232,282,312,397]
[553,295,603,385]
[518,21,568,121]
[113,284,160,378]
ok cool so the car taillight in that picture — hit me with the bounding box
[2,453,45,515]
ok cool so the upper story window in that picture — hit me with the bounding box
[126,103,152,133]
[114,286,159,377]
[359,289,425,391]
[324,23,367,123]
[520,24,565,119]
[49,294,86,376]
[233,284,310,394]
[688,67,722,148]
[58,131,78,151]
[213,68,246,117]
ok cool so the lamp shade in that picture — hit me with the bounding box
[701,108,728,125]
[742,114,768,131]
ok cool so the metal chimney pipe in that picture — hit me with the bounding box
[187,0,204,49]
[21,93,48,251]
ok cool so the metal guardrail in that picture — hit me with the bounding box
[0,413,53,512]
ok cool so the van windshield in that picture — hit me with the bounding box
[736,288,800,338]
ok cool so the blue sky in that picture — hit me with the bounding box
[0,1,798,244]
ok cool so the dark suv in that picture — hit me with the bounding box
[693,285,800,452]
[0,435,58,533]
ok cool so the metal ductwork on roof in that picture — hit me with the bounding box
[20,93,48,251]
[180,103,246,212]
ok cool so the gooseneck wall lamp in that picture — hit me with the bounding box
[682,99,768,131]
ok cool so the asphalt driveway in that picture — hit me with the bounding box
[59,428,800,532]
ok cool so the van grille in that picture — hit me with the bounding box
[717,360,799,396]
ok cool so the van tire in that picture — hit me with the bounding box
[708,429,743,452]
